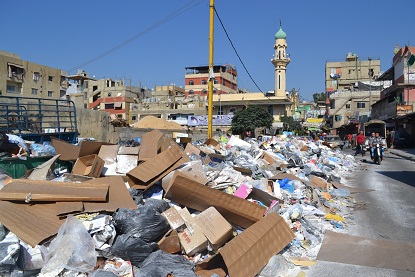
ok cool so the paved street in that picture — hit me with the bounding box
[305,148,415,276]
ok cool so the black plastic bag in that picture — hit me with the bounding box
[0,241,21,274]
[138,250,198,277]
[128,188,143,205]
[112,207,169,242]
[110,234,158,267]
[90,269,118,277]
[142,198,170,213]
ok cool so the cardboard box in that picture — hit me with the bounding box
[178,208,208,256]
[195,213,295,277]
[204,138,220,151]
[164,172,266,229]
[162,207,186,230]
[51,137,114,161]
[72,154,105,178]
[195,207,233,250]
[98,145,119,176]
[139,130,163,161]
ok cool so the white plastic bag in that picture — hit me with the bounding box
[40,215,97,275]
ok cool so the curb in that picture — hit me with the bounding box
[389,150,415,162]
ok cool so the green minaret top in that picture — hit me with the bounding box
[275,20,287,39]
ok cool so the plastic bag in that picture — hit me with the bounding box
[138,250,198,277]
[90,270,117,277]
[112,206,169,242]
[259,255,290,277]
[40,215,97,275]
[109,234,158,267]
[0,232,21,274]
[142,198,170,214]
[128,188,143,205]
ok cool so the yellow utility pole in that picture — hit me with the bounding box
[207,0,214,138]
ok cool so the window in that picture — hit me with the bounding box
[105,103,114,109]
[132,116,137,121]
[330,99,335,109]
[202,80,207,85]
[31,88,38,95]
[218,106,223,115]
[346,104,350,109]
[7,85,17,93]
[84,81,89,88]
[7,63,24,79]
[189,80,194,85]
[188,90,194,95]
[48,91,53,97]
[230,107,236,114]
[369,68,374,77]
[213,89,217,94]
[214,79,219,84]
[357,102,366,109]
[33,72,40,82]
[48,76,53,82]
[93,85,98,91]
[117,114,123,119]
[202,89,207,94]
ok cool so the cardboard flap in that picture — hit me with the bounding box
[164,172,266,228]
[196,213,295,277]
[204,138,220,151]
[79,141,114,157]
[27,154,61,180]
[127,146,183,190]
[0,179,108,202]
[51,137,80,161]
[139,130,163,161]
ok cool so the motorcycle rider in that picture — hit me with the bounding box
[368,132,376,159]
[370,132,384,161]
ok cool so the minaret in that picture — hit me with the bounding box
[271,21,290,97]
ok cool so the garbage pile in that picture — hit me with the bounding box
[0,130,364,277]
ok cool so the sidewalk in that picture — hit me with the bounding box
[388,147,415,162]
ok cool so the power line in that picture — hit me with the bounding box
[67,0,203,73]
[214,7,264,93]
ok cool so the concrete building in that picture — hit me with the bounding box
[372,46,415,140]
[129,85,206,124]
[0,50,68,99]
[325,53,388,133]
[326,53,381,93]
[184,64,238,96]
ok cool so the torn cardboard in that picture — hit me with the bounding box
[26,154,61,180]
[195,212,295,277]
[51,137,113,161]
[317,230,415,272]
[164,172,266,228]
[162,207,186,230]
[158,229,181,254]
[204,138,220,151]
[139,130,163,161]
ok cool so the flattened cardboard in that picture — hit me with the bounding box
[139,130,163,161]
[195,213,295,277]
[195,207,233,250]
[317,230,415,272]
[162,207,186,230]
[309,175,328,189]
[178,208,208,256]
[0,179,108,202]
[127,146,183,190]
[58,173,93,183]
[0,201,64,247]
[55,202,84,215]
[164,172,266,228]
[83,176,137,212]
[116,154,138,174]
[249,187,282,207]
[184,143,201,157]
[72,154,105,178]
[157,229,181,254]
[204,153,225,165]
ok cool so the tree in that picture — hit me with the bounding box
[231,105,273,136]
[312,92,326,103]
[280,115,304,135]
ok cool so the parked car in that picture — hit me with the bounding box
[323,135,345,150]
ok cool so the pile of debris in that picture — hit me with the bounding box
[131,116,185,130]
[0,130,367,276]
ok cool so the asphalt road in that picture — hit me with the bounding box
[305,148,415,277]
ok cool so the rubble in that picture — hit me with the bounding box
[0,130,371,276]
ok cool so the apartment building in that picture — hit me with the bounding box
[0,50,68,99]
[184,64,238,96]
[372,46,415,139]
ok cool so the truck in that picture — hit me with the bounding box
[0,95,78,143]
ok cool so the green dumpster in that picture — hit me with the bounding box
[0,156,73,179]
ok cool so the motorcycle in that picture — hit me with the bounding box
[373,143,383,165]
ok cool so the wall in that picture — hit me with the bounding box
[76,108,118,142]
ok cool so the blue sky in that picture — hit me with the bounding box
[1,0,414,101]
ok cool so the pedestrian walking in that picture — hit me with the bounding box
[354,131,366,156]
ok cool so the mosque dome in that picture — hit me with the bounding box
[275,27,287,40]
